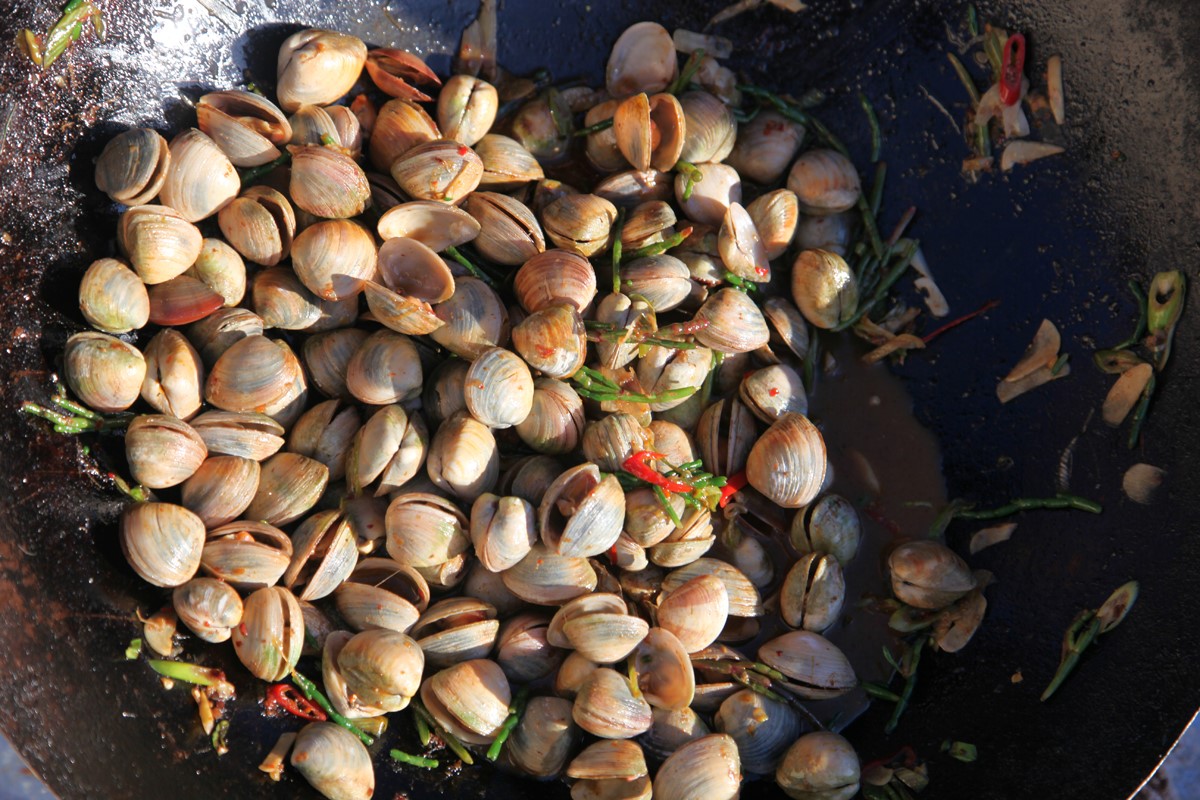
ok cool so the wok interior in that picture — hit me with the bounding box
[0,0,1197,798]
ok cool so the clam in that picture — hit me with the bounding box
[377,200,479,251]
[64,331,146,413]
[676,162,741,227]
[437,74,498,146]
[158,129,239,222]
[888,541,977,609]
[200,519,293,590]
[117,204,203,284]
[515,249,596,314]
[794,211,853,257]
[657,574,730,653]
[746,413,827,508]
[289,399,361,483]
[716,689,803,775]
[345,404,428,496]
[648,506,716,569]
[594,169,673,208]
[186,238,246,307]
[385,492,470,568]
[172,577,243,643]
[78,258,149,334]
[791,494,861,565]
[613,93,685,173]
[243,452,329,525]
[141,329,204,419]
[430,276,511,358]
[283,510,358,601]
[693,287,770,354]
[463,190,546,265]
[125,414,207,489]
[556,650,601,698]
[740,363,808,423]
[512,306,587,380]
[548,594,647,664]
[573,668,653,739]
[677,91,736,164]
[190,411,285,461]
[632,628,694,710]
[695,396,756,477]
[653,734,742,800]
[426,410,499,501]
[369,98,440,171]
[146,275,224,326]
[291,219,376,301]
[422,358,470,426]
[411,597,500,669]
[465,347,534,428]
[593,293,653,369]
[475,133,546,191]
[364,47,440,100]
[757,631,856,699]
[421,659,512,743]
[231,586,304,682]
[543,193,619,257]
[196,90,291,167]
[581,413,654,473]
[508,696,580,778]
[636,344,713,412]
[776,732,861,800]
[621,200,677,251]
[539,463,625,558]
[568,740,650,799]
[727,110,804,184]
[470,493,537,573]
[334,557,429,633]
[648,420,695,465]
[206,334,307,421]
[180,455,260,528]
[618,255,692,312]
[584,99,627,173]
[217,186,296,267]
[502,543,597,605]
[516,378,586,455]
[747,189,800,261]
[120,502,206,588]
[640,707,711,761]
[718,202,770,281]
[787,149,861,215]
[276,29,367,112]
[467,565,526,619]
[344,330,422,406]
[510,93,571,162]
[341,494,389,555]
[663,558,762,618]
[791,249,859,330]
[254,268,361,334]
[288,145,371,219]
[624,487,685,548]
[94,127,169,206]
[780,553,845,632]
[290,722,375,800]
[763,297,812,361]
[606,22,677,98]
[390,138,483,202]
[303,329,367,400]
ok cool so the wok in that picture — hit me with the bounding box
[0,0,1196,797]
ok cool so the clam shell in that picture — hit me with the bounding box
[715,689,802,775]
[430,276,511,359]
[463,190,546,266]
[344,330,422,405]
[426,410,500,501]
[231,586,304,682]
[653,734,741,800]
[385,492,470,568]
[78,258,149,334]
[475,133,545,191]
[511,305,587,380]
[180,455,260,528]
[726,110,804,185]
[283,510,358,601]
[606,22,677,98]
[515,378,585,455]
[291,219,376,301]
[573,668,653,739]
[304,328,368,400]
[288,145,371,219]
[243,452,329,525]
[197,89,291,167]
[502,543,597,606]
[508,696,579,778]
[125,414,207,489]
[369,98,440,171]
[334,557,429,632]
[172,577,243,643]
[377,200,480,250]
[64,331,146,413]
[422,659,512,744]
[757,631,856,699]
[186,237,247,307]
[786,148,861,215]
[437,74,498,147]
[746,413,827,508]
[117,204,203,285]
[470,493,537,573]
[190,410,284,461]
[514,249,596,314]
[120,502,206,588]
[657,574,729,653]
[663,558,762,618]
[776,732,861,800]
[290,722,375,800]
[539,463,625,558]
[465,347,534,429]
[390,138,483,202]
[276,29,367,112]
[94,127,169,205]
[693,287,770,353]
[158,129,239,222]
[200,519,293,590]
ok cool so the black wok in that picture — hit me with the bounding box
[0,0,1197,797]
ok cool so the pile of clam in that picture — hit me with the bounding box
[66,17,940,800]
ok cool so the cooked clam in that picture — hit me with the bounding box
[78,258,150,334]
[94,127,170,206]
[196,90,291,167]
[276,29,367,112]
[64,331,146,413]
[787,149,862,215]
[158,129,239,222]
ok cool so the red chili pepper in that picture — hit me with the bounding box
[999,33,1026,106]
[267,683,327,722]
[622,451,693,493]
[718,471,749,508]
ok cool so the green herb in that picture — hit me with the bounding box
[859,92,883,162]
[571,366,697,405]
[1109,281,1148,351]
[444,245,497,286]
[954,493,1102,520]
[946,53,981,106]
[1146,270,1185,367]
[412,698,474,765]
[674,161,703,202]
[611,207,626,294]
[290,668,374,746]
[19,0,104,69]
[1042,581,1138,701]
[942,740,978,763]
[863,682,902,703]
[668,48,706,95]
[486,685,529,761]
[1050,353,1070,376]
[240,151,291,186]
[691,656,825,731]
[211,719,230,756]
[885,636,925,734]
[869,161,887,216]
[21,384,133,435]
[1126,373,1156,449]
[625,225,693,260]
[572,117,613,137]
[723,271,758,292]
[833,239,920,331]
[390,749,439,769]
[413,706,432,747]
[125,638,143,660]
[967,4,980,37]
[983,28,1006,81]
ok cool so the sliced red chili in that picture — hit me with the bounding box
[267,683,327,722]
[622,450,693,494]
[718,470,748,508]
[999,33,1026,106]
